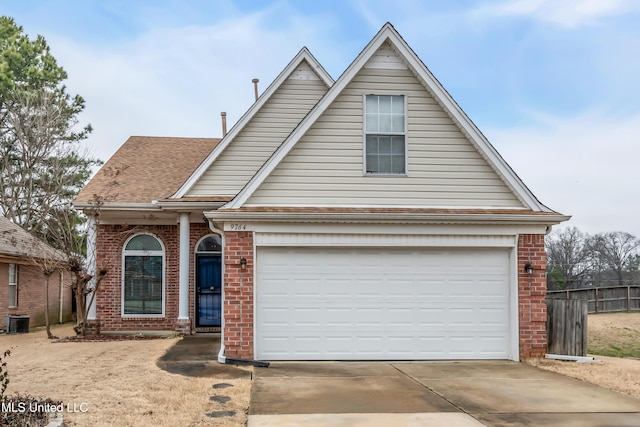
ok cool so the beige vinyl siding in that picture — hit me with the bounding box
[187,63,328,196]
[247,66,525,208]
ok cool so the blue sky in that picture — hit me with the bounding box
[2,0,640,237]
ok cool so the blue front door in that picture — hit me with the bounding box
[196,254,221,327]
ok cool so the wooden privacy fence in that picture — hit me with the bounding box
[546,299,588,357]
[547,285,640,314]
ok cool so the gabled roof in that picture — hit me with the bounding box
[223,23,551,212]
[0,217,65,261]
[75,136,220,205]
[171,47,334,198]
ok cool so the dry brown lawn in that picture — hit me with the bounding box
[0,324,251,426]
[527,312,640,399]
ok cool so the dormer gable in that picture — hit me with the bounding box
[173,48,333,198]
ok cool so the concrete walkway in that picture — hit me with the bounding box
[249,360,640,427]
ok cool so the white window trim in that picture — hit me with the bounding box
[8,264,17,308]
[362,93,408,176]
[121,233,166,318]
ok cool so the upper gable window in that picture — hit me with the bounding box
[365,95,406,174]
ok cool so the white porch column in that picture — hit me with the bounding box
[178,213,190,321]
[86,215,97,320]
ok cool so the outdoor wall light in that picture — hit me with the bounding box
[524,263,534,275]
[240,257,247,270]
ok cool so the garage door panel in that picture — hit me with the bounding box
[256,247,511,360]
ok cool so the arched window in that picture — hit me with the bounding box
[196,235,222,253]
[122,234,164,316]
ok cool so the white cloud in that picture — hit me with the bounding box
[473,0,640,28]
[486,111,640,237]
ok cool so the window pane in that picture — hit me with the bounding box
[197,235,222,252]
[391,114,404,132]
[392,154,406,174]
[366,154,378,173]
[391,136,405,153]
[8,264,16,284]
[379,136,392,154]
[366,95,378,113]
[124,255,163,315]
[8,285,16,307]
[391,95,404,113]
[379,156,392,173]
[366,135,378,152]
[378,95,391,113]
[365,114,378,132]
[379,114,392,132]
[125,235,162,251]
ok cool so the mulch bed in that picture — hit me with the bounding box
[54,334,174,343]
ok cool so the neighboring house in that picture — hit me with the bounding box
[0,216,74,329]
[75,23,569,361]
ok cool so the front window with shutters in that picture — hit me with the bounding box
[365,94,406,174]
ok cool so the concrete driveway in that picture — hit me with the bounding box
[248,361,640,427]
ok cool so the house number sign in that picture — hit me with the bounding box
[229,223,247,231]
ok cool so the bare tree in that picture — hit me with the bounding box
[28,239,67,339]
[0,90,97,240]
[546,227,591,289]
[1,90,108,336]
[587,232,640,286]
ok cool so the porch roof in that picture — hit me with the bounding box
[75,136,221,205]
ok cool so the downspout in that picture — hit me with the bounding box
[207,221,227,364]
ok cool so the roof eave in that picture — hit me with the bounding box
[152,200,227,210]
[205,210,571,225]
[74,202,160,212]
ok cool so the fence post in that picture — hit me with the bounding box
[628,286,631,312]
[595,288,599,313]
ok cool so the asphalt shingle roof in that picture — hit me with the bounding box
[0,216,63,261]
[75,136,221,204]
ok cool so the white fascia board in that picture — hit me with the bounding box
[152,200,227,211]
[226,23,550,212]
[73,202,160,212]
[205,210,571,225]
[171,48,334,199]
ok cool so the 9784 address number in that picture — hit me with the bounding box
[229,224,247,231]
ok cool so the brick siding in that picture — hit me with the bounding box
[95,223,216,333]
[0,261,73,329]
[518,233,548,359]
[222,231,254,359]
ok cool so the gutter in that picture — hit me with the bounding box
[205,211,571,225]
[74,202,159,211]
[152,200,227,210]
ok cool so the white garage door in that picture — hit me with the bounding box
[256,247,511,360]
